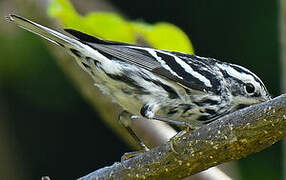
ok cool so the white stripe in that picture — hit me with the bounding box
[217,63,260,88]
[157,50,212,87]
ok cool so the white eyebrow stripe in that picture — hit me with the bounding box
[217,63,260,88]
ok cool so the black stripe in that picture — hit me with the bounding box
[197,115,209,122]
[148,79,179,99]
[221,69,244,84]
[64,28,132,46]
[235,104,250,110]
[106,74,142,89]
[230,65,251,75]
[205,109,217,116]
[140,104,151,117]
[86,57,100,66]
[167,107,178,115]
[193,99,219,106]
[70,48,81,58]
[56,41,65,48]
[156,52,209,90]
[97,49,114,60]
[81,62,90,69]
[182,104,194,114]
[105,73,149,95]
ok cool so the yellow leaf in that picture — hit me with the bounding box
[82,12,135,43]
[132,22,194,53]
[47,0,194,54]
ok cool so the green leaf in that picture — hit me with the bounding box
[47,0,194,54]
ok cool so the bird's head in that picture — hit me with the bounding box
[217,63,271,107]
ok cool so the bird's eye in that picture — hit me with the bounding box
[245,83,255,94]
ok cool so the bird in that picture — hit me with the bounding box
[7,14,271,149]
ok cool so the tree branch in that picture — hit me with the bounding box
[78,94,286,180]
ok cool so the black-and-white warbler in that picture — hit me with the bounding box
[7,14,271,143]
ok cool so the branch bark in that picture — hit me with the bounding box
[78,94,286,180]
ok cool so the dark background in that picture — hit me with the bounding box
[0,0,280,179]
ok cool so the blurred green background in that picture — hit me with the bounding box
[0,0,280,179]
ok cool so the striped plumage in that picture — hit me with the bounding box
[7,14,271,129]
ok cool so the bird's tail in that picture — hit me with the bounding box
[6,14,83,49]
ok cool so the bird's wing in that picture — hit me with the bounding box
[65,29,211,92]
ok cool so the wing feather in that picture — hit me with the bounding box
[64,29,209,92]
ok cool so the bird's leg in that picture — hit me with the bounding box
[118,110,149,151]
[140,104,196,154]
[118,110,149,168]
